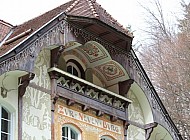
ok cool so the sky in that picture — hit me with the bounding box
[0,0,188,43]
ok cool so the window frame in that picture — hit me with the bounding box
[67,62,81,78]
[0,104,13,140]
[100,136,114,140]
[62,124,81,140]
[66,59,85,79]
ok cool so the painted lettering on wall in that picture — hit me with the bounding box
[58,105,121,134]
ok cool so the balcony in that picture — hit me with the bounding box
[48,67,132,119]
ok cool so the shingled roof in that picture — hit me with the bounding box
[0,20,13,43]
[0,0,132,57]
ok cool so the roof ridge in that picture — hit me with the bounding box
[65,0,80,13]
[0,20,13,27]
[93,2,132,36]
[86,0,99,18]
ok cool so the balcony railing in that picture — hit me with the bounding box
[48,67,132,111]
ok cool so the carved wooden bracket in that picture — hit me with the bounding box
[1,87,8,98]
[124,121,130,130]
[18,73,35,97]
[51,45,65,67]
[145,122,158,140]
[82,105,90,112]
[110,115,118,122]
[119,79,134,96]
[67,99,75,106]
[51,94,59,112]
[96,110,104,117]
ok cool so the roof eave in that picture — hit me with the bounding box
[66,15,134,39]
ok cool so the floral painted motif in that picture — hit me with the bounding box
[79,41,108,63]
[95,61,125,81]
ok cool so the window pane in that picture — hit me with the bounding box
[1,133,9,140]
[73,68,78,77]
[2,107,9,120]
[67,66,72,74]
[1,119,10,133]
[71,129,77,139]
[62,127,68,137]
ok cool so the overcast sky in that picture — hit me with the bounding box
[0,0,187,42]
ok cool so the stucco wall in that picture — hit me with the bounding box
[0,73,18,139]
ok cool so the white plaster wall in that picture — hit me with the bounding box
[149,125,173,140]
[128,90,145,124]
[0,73,19,140]
[130,83,154,124]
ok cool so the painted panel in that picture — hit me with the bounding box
[95,61,125,81]
[22,49,51,140]
[55,100,124,140]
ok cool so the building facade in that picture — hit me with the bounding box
[0,0,182,140]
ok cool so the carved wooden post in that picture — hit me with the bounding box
[49,45,65,140]
[124,121,130,140]
[18,73,35,140]
[124,101,130,140]
[51,45,65,68]
[49,71,59,140]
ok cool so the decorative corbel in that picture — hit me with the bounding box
[82,105,90,112]
[110,115,118,122]
[119,79,134,97]
[51,45,65,67]
[18,73,35,97]
[124,121,130,140]
[145,122,158,140]
[124,121,130,130]
[96,110,104,117]
[67,99,75,106]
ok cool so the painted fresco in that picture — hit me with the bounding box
[55,100,124,140]
[22,49,51,140]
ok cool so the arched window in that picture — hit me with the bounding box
[0,105,11,140]
[66,59,85,79]
[100,136,113,140]
[67,62,80,77]
[62,124,81,140]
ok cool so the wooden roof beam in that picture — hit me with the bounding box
[82,23,93,29]
[98,31,110,37]
[113,39,124,45]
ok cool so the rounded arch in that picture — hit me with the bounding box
[128,82,154,124]
[59,40,132,94]
[0,99,16,114]
[149,124,173,140]
[63,53,87,71]
[100,135,116,140]
[62,123,82,140]
[66,59,85,79]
